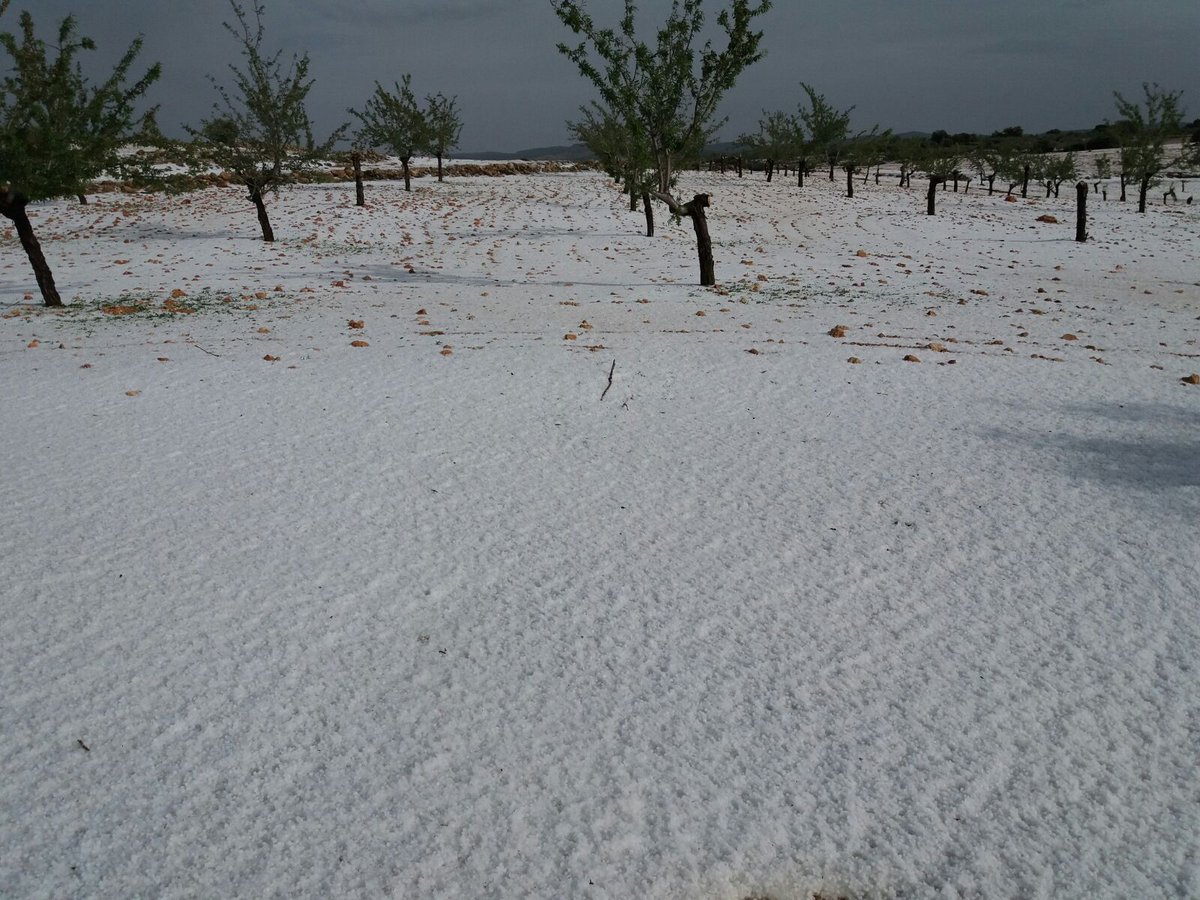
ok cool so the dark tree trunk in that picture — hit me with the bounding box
[952,173,960,192]
[688,194,715,287]
[642,191,654,237]
[1075,181,1088,242]
[630,182,638,211]
[927,176,942,215]
[846,167,854,198]
[736,156,743,178]
[828,161,835,181]
[1,191,62,307]
[77,194,88,205]
[437,153,445,183]
[1120,174,1127,202]
[798,160,806,188]
[250,187,275,242]
[987,175,996,195]
[352,151,365,207]
[874,167,881,185]
[1021,163,1030,199]
[1138,175,1149,213]
[766,159,773,182]
[401,158,413,192]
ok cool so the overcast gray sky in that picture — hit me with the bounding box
[21,0,1200,152]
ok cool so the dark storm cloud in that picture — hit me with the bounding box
[15,0,1200,152]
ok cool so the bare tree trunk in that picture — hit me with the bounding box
[642,191,654,237]
[736,156,743,178]
[77,194,88,205]
[1021,163,1030,199]
[828,161,835,181]
[927,176,941,215]
[766,159,773,182]
[352,151,365,207]
[1120,174,1127,202]
[1138,175,1149,213]
[437,153,445,183]
[798,160,806,188]
[1,191,62,307]
[250,187,275,242]
[689,195,715,287]
[654,191,714,286]
[1075,181,1088,242]
[402,158,412,192]
[846,167,854,198]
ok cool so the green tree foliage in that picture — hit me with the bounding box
[552,0,771,286]
[796,83,851,181]
[968,148,1003,195]
[839,127,889,197]
[1113,83,1186,213]
[552,0,772,195]
[0,0,159,305]
[922,146,960,215]
[736,109,798,182]
[351,75,426,193]
[423,92,462,183]
[568,101,658,234]
[190,0,343,241]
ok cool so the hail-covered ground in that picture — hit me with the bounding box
[2,161,1198,899]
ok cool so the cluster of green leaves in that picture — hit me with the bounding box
[1113,83,1191,210]
[187,0,344,200]
[0,0,160,204]
[553,0,771,194]
[568,100,655,195]
[350,75,463,187]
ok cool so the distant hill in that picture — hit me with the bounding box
[458,144,595,161]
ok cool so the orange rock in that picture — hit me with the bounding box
[350,340,369,348]
[828,325,848,338]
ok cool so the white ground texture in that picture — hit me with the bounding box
[2,168,1199,899]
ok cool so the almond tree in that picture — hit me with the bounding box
[423,92,462,183]
[923,147,960,215]
[1113,83,1186,213]
[568,101,657,235]
[1092,154,1112,196]
[968,148,1002,195]
[189,0,343,242]
[797,82,851,182]
[737,109,796,183]
[351,75,426,193]
[1,1,159,306]
[840,127,888,198]
[552,0,771,286]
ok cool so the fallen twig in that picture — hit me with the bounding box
[600,359,616,401]
[77,739,90,752]
[191,342,221,358]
